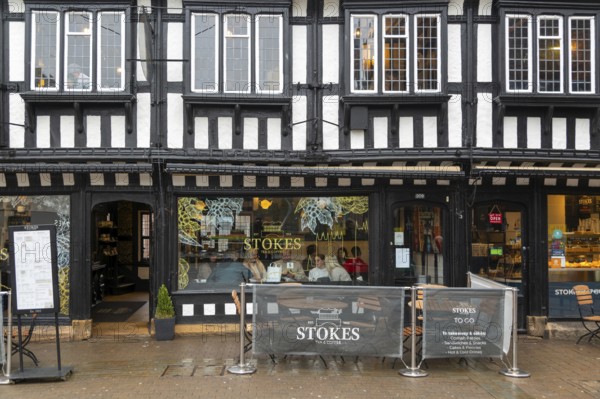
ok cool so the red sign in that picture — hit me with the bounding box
[489,212,502,224]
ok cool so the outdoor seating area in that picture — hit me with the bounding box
[573,284,600,344]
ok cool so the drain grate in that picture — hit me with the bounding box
[161,365,196,377]
[161,364,227,377]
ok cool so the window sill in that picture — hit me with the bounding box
[494,94,600,108]
[20,92,135,134]
[341,94,451,106]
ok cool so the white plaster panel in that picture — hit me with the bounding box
[575,118,591,150]
[292,96,307,150]
[322,96,339,149]
[552,118,567,149]
[526,117,541,149]
[194,117,209,149]
[243,118,259,149]
[448,0,464,16]
[86,115,101,147]
[267,118,282,150]
[16,173,29,187]
[218,117,233,149]
[167,23,183,82]
[9,93,25,148]
[423,117,438,148]
[8,0,24,12]
[316,177,327,187]
[293,26,308,83]
[167,93,184,148]
[267,175,280,187]
[350,130,365,149]
[36,115,50,148]
[448,95,462,147]
[477,25,492,82]
[220,175,233,187]
[224,303,236,315]
[338,178,351,186]
[167,0,182,13]
[516,178,530,185]
[62,173,75,186]
[0,174,6,187]
[137,0,151,9]
[9,22,25,82]
[244,175,256,187]
[291,176,304,187]
[111,116,126,148]
[322,25,339,84]
[196,175,209,187]
[293,0,308,17]
[399,117,414,148]
[203,304,215,316]
[362,179,375,186]
[503,116,518,148]
[544,178,557,186]
[136,93,151,147]
[115,173,129,186]
[590,179,600,188]
[60,115,75,148]
[90,172,104,186]
[567,179,579,187]
[373,117,388,148]
[323,0,339,17]
[136,23,147,82]
[479,0,493,16]
[173,175,185,186]
[40,173,51,187]
[476,93,492,147]
[140,173,152,186]
[448,24,462,83]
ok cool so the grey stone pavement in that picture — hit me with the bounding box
[1,325,600,399]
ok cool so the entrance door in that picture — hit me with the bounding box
[471,203,527,329]
[390,203,446,286]
[91,200,153,326]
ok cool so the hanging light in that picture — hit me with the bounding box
[260,199,273,210]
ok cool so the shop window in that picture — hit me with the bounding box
[191,13,283,94]
[0,196,70,314]
[177,196,369,291]
[547,195,600,318]
[139,211,153,262]
[31,9,127,92]
[350,13,441,94]
[505,14,596,94]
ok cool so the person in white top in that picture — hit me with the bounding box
[308,254,329,281]
[325,255,352,282]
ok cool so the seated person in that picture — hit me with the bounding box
[197,251,219,280]
[206,250,251,284]
[308,254,329,282]
[242,248,266,282]
[343,246,369,281]
[325,255,352,282]
[275,249,307,281]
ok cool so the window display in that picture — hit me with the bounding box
[177,196,369,291]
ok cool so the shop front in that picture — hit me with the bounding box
[547,194,600,319]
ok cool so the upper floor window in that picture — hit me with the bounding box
[31,10,125,92]
[191,13,283,94]
[505,14,595,94]
[351,13,441,94]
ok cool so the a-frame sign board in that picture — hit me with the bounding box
[8,224,72,382]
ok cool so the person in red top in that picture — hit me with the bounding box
[343,246,368,282]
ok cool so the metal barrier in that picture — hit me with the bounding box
[1,290,12,384]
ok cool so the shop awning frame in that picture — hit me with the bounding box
[0,163,153,173]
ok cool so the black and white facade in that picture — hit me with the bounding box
[1,0,599,332]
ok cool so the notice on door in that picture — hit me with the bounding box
[9,225,59,314]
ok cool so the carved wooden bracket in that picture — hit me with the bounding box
[391,104,399,136]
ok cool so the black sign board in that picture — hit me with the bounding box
[252,285,405,357]
[9,224,59,314]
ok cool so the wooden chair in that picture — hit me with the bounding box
[573,285,600,344]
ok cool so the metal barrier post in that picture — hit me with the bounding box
[499,288,530,378]
[399,286,427,377]
[227,283,256,375]
[0,291,12,384]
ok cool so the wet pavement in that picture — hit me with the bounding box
[1,327,600,399]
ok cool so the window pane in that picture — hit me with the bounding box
[257,15,281,93]
[33,11,58,89]
[384,16,407,92]
[99,12,124,90]
[177,196,370,291]
[538,17,562,93]
[570,18,593,93]
[193,14,217,91]
[352,16,376,91]
[507,16,530,91]
[225,15,250,92]
[416,15,439,91]
[65,12,92,90]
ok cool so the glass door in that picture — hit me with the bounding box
[391,203,445,286]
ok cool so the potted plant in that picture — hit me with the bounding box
[154,283,175,341]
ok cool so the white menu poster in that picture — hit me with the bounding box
[10,225,58,313]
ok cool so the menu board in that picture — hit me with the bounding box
[9,225,59,314]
